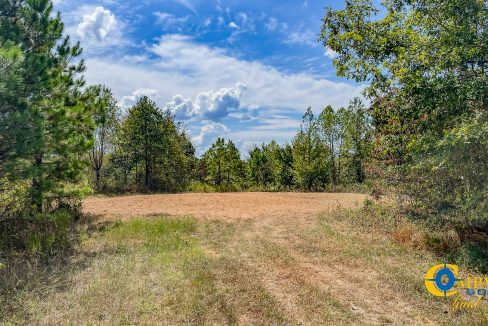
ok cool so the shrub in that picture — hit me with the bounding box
[187,181,216,193]
[0,178,29,221]
[0,208,78,256]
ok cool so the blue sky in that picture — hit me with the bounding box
[54,0,364,155]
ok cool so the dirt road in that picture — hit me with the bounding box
[83,192,367,220]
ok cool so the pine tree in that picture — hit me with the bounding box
[203,138,226,187]
[118,96,165,190]
[1,0,93,213]
[203,138,243,190]
[292,108,328,190]
[318,106,339,185]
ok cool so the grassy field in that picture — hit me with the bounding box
[1,193,487,325]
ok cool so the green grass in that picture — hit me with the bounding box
[2,207,488,325]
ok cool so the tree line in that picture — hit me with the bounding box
[87,93,372,194]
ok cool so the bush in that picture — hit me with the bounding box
[0,208,78,256]
[0,177,29,221]
[0,204,84,292]
[187,181,217,193]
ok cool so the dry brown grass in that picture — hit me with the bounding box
[2,193,488,325]
[82,192,367,220]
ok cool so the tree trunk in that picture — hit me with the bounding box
[31,153,44,213]
[95,169,100,191]
[145,146,149,189]
[330,135,337,185]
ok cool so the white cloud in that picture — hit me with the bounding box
[285,29,318,48]
[237,12,249,24]
[174,0,197,13]
[77,6,116,41]
[203,17,212,27]
[163,83,246,120]
[119,88,160,108]
[227,12,256,43]
[84,34,362,115]
[265,17,278,32]
[228,21,239,29]
[325,47,338,59]
[154,12,190,29]
[192,121,229,146]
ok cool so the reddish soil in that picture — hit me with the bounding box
[82,192,367,220]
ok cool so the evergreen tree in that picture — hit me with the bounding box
[203,138,244,190]
[292,108,328,190]
[109,97,195,192]
[203,138,226,187]
[345,98,372,183]
[318,106,339,185]
[248,146,273,188]
[277,144,294,189]
[118,97,165,190]
[0,0,93,213]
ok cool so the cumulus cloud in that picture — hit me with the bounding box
[163,83,247,120]
[85,34,362,115]
[192,121,229,146]
[77,6,116,41]
[162,95,194,120]
[119,88,160,108]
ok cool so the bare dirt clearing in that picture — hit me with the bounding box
[83,192,367,220]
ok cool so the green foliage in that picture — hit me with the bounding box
[0,43,25,166]
[292,107,329,190]
[247,141,284,189]
[0,0,94,213]
[81,85,119,191]
[187,181,217,193]
[0,177,29,220]
[105,96,195,193]
[290,102,373,191]
[405,114,488,224]
[320,0,487,226]
[202,138,244,191]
